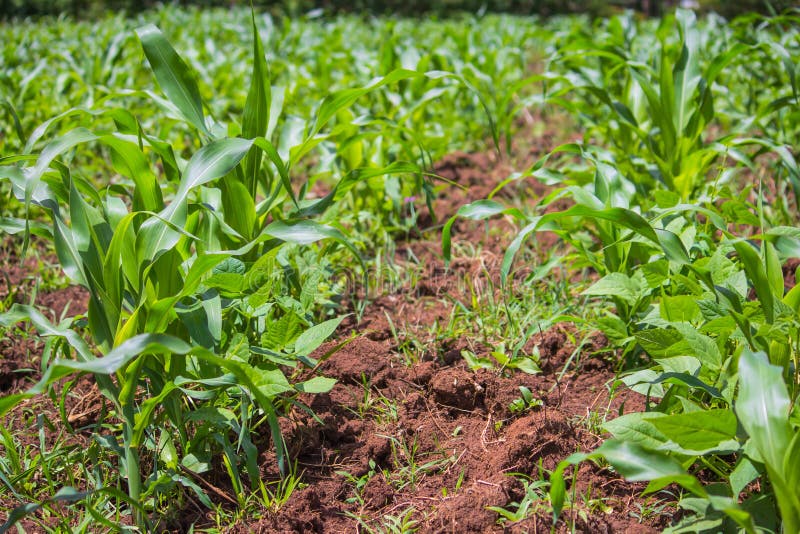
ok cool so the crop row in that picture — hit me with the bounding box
[1,5,799,531]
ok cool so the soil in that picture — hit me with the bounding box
[219,148,670,533]
[0,240,89,395]
[234,326,662,533]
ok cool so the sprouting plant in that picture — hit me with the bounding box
[347,506,420,534]
[508,386,543,415]
[346,374,399,425]
[488,476,550,524]
[382,435,454,492]
[336,459,378,506]
[629,494,674,524]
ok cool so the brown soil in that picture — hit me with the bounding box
[0,240,89,395]
[234,326,662,533]
[225,149,669,533]
[783,257,800,292]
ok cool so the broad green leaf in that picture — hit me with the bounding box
[670,324,723,370]
[167,138,254,221]
[603,412,668,449]
[550,439,705,525]
[582,272,648,306]
[213,257,246,275]
[296,376,337,394]
[294,316,345,356]
[648,409,738,452]
[660,295,701,322]
[636,328,683,356]
[597,439,689,482]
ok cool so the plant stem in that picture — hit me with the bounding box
[120,355,147,528]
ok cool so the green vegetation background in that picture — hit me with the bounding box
[2,0,795,19]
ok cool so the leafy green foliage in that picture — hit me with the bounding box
[3,3,800,531]
[441,7,800,532]
[0,12,451,528]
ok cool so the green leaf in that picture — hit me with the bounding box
[730,458,760,499]
[101,134,162,212]
[296,376,337,394]
[647,409,738,452]
[734,241,775,323]
[263,220,360,264]
[454,199,507,220]
[660,295,701,322]
[582,272,648,306]
[242,10,271,197]
[549,439,706,525]
[1,99,24,145]
[294,316,345,356]
[168,138,254,221]
[635,328,683,356]
[213,257,246,275]
[670,324,723,370]
[0,487,91,532]
[309,68,420,142]
[220,168,257,241]
[736,349,791,470]
[672,8,701,136]
[136,24,208,135]
[603,412,668,450]
[442,200,508,265]
[499,204,690,283]
[779,433,800,531]
[138,138,253,264]
[764,241,784,300]
[596,439,688,482]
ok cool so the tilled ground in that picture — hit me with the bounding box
[238,326,664,533]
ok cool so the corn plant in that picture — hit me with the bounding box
[498,192,800,531]
[0,12,458,528]
[540,9,799,205]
